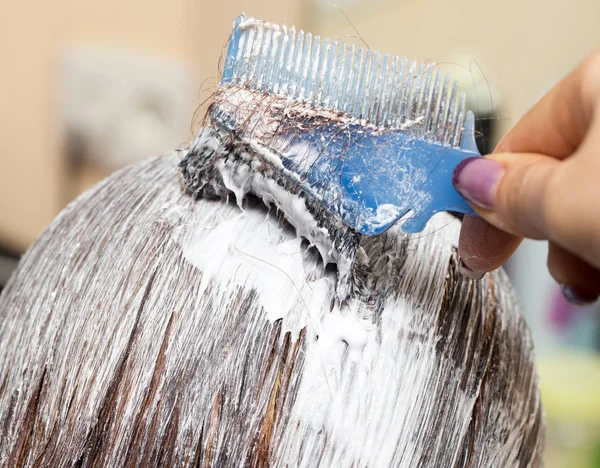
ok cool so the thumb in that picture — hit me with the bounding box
[453,153,562,240]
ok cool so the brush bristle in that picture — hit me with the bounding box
[221,15,467,148]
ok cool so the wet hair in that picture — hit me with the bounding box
[0,148,543,466]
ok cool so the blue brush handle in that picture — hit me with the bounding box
[275,112,481,235]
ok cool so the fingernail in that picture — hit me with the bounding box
[459,259,486,280]
[560,284,598,306]
[452,157,505,210]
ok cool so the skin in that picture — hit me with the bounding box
[458,47,600,300]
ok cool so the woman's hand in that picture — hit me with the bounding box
[452,48,600,304]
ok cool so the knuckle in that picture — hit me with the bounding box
[541,165,573,244]
[497,157,549,237]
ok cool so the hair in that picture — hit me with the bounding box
[0,148,544,466]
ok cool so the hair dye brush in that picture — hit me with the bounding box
[184,14,481,236]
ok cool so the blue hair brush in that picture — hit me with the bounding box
[211,14,481,235]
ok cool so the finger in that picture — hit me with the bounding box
[457,151,600,270]
[495,47,600,159]
[458,215,522,274]
[456,48,600,276]
[453,152,561,240]
[547,242,600,304]
[543,147,600,269]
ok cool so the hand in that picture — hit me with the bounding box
[452,47,600,305]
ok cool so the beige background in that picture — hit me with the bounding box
[0,0,305,251]
[0,0,598,252]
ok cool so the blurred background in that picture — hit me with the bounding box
[0,0,598,465]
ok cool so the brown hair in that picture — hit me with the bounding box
[0,151,543,467]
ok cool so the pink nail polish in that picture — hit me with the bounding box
[452,157,505,210]
[560,284,598,306]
